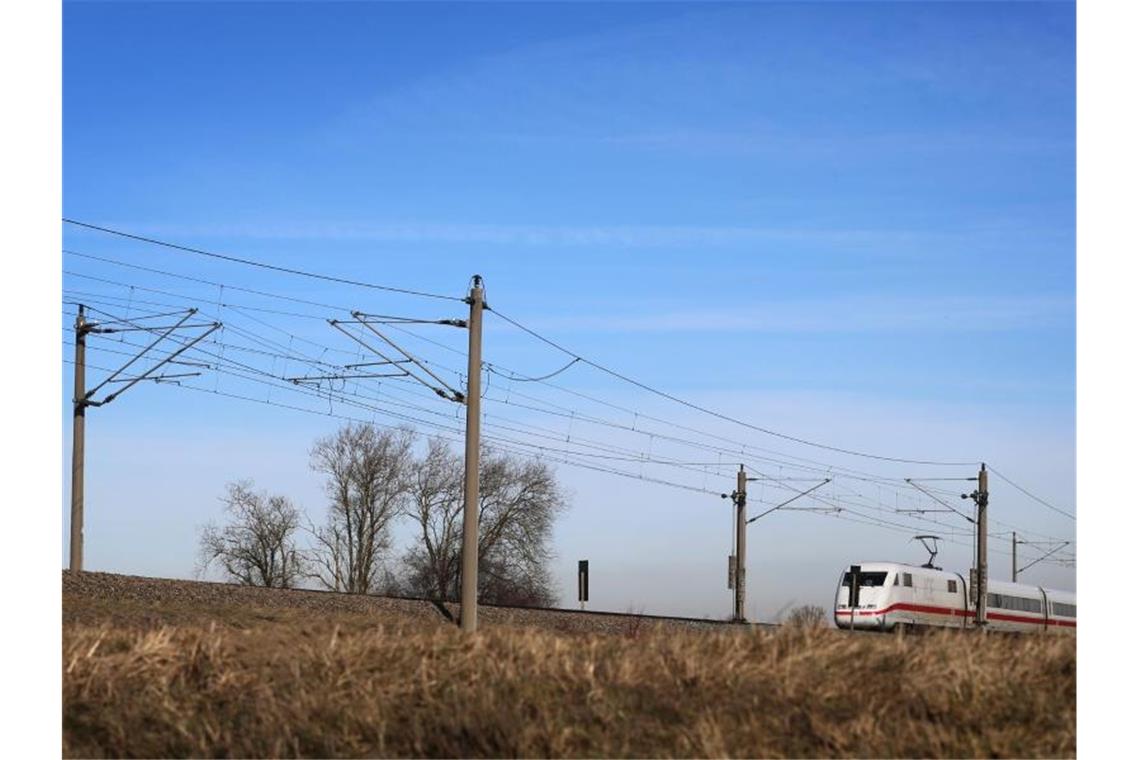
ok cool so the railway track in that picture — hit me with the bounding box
[62,570,776,634]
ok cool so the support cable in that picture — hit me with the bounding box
[63,219,464,302]
[988,466,1076,520]
[486,306,976,466]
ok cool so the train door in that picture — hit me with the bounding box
[897,569,916,625]
[954,573,969,629]
[916,572,949,629]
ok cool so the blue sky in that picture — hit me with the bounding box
[62,1,1075,620]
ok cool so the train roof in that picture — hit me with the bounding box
[987,579,1075,598]
[847,561,958,574]
[846,562,1075,599]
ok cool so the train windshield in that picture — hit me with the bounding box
[841,571,888,587]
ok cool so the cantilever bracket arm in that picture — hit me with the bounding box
[350,312,464,400]
[746,478,832,525]
[1016,541,1071,575]
[330,315,465,403]
[84,309,199,400]
[88,323,221,407]
[906,478,976,524]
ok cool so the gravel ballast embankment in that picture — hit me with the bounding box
[63,570,747,635]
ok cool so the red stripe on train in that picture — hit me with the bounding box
[835,602,1076,628]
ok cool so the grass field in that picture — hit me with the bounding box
[62,573,1076,758]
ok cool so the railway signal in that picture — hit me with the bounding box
[846,564,861,631]
[578,560,589,610]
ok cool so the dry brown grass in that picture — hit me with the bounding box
[63,617,1075,758]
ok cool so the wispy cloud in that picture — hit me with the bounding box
[101,220,932,251]
[322,4,1073,158]
[522,295,1073,334]
[597,126,1070,159]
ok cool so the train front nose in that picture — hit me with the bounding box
[836,588,885,627]
[834,568,889,629]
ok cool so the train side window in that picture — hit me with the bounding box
[1052,602,1076,617]
[988,593,1002,608]
[1003,597,1041,613]
[903,573,912,587]
[893,574,899,586]
[947,580,957,593]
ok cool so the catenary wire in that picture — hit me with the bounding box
[987,466,1075,520]
[62,277,1074,550]
[63,219,464,302]
[486,305,977,467]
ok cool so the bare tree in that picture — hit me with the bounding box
[784,604,829,629]
[198,481,304,588]
[401,440,566,606]
[309,423,414,593]
[402,436,465,600]
[477,447,565,606]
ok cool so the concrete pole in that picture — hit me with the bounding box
[459,276,484,632]
[1012,531,1018,583]
[734,465,747,622]
[975,463,989,627]
[69,306,87,572]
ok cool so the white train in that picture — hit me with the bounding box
[833,561,1076,633]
